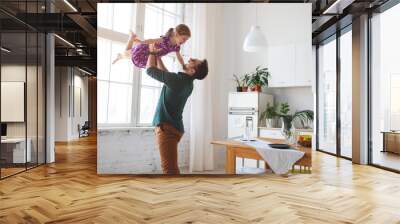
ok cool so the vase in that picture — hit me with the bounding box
[242,86,248,92]
[266,118,275,128]
[236,87,242,92]
[281,117,296,144]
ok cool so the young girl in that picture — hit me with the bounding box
[112,24,191,69]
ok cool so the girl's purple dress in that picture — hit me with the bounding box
[131,35,181,68]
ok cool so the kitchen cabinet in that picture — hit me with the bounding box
[267,43,313,88]
[294,43,313,86]
[268,44,296,87]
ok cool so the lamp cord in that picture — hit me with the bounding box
[255,4,258,26]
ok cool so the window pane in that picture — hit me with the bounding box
[163,56,179,71]
[110,42,133,83]
[163,14,176,33]
[144,6,162,39]
[371,3,400,171]
[318,38,337,154]
[98,3,113,29]
[97,37,111,81]
[390,75,400,129]
[112,4,132,34]
[340,31,352,158]
[164,3,177,14]
[108,83,132,123]
[1,31,27,177]
[391,76,400,113]
[97,81,109,124]
[141,69,162,87]
[139,87,161,124]
[151,3,164,9]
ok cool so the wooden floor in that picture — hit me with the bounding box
[372,150,400,171]
[1,135,400,223]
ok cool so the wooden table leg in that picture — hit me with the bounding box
[265,162,271,171]
[225,146,236,174]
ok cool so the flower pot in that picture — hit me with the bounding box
[236,87,242,92]
[251,85,262,92]
[242,86,248,92]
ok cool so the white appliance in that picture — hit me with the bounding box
[228,92,274,139]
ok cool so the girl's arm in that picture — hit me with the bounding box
[176,51,186,69]
[141,37,163,44]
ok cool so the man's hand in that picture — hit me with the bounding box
[149,43,155,53]
[147,44,158,69]
[149,44,160,54]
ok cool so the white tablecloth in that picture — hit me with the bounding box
[240,139,305,174]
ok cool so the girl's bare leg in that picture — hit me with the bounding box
[113,31,142,65]
[125,31,135,50]
[112,50,131,64]
[125,30,142,50]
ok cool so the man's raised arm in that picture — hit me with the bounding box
[146,44,180,86]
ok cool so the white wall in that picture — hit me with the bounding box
[71,74,89,138]
[229,4,312,76]
[266,87,314,112]
[97,127,190,174]
[55,67,89,141]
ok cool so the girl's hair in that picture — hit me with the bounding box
[165,24,191,37]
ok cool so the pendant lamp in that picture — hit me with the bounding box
[243,5,267,52]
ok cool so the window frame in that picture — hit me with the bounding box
[315,25,353,161]
[97,3,186,127]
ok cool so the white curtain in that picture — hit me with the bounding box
[187,4,219,172]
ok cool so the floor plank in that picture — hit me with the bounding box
[0,135,400,223]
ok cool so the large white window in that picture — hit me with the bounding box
[370,3,400,170]
[138,3,183,125]
[318,37,337,155]
[97,3,185,126]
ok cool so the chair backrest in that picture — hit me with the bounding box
[82,121,90,129]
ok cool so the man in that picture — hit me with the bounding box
[146,44,209,174]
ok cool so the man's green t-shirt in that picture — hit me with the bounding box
[146,67,194,133]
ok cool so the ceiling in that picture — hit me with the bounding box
[0,0,99,75]
[0,0,393,75]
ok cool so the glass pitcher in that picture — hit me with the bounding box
[244,116,253,141]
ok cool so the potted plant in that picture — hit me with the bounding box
[233,74,242,92]
[260,103,278,128]
[247,66,270,92]
[276,102,314,144]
